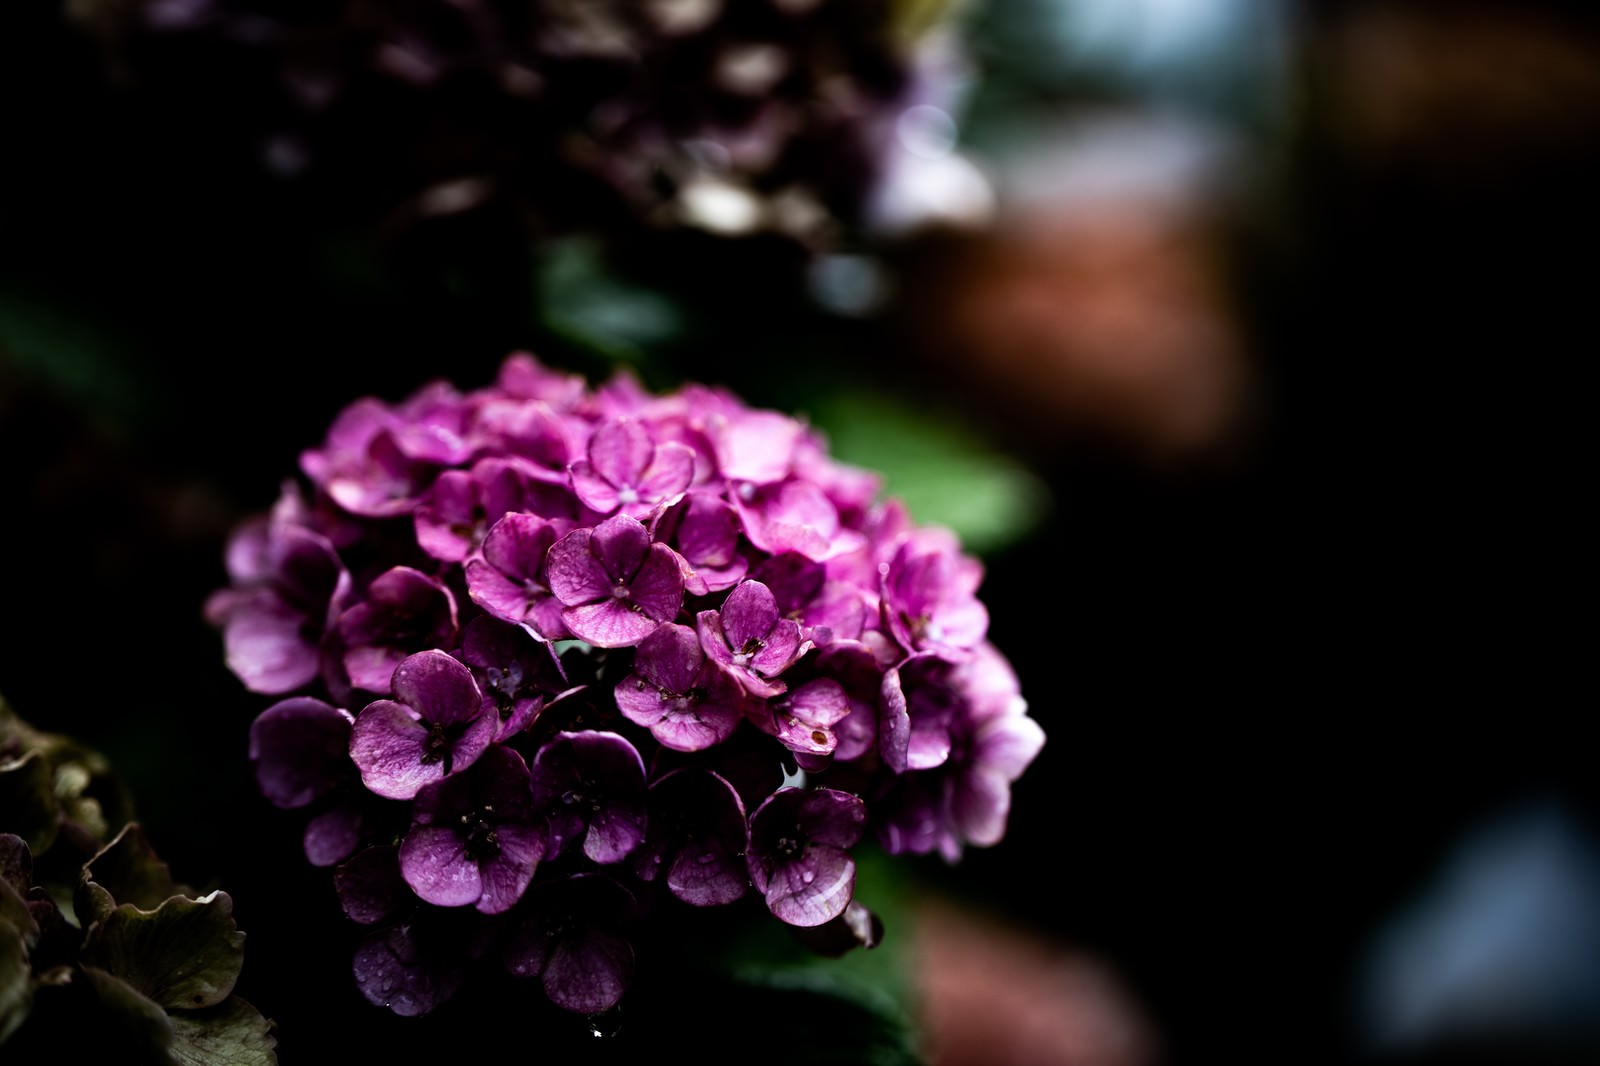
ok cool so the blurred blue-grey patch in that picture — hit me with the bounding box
[1357,797,1600,1056]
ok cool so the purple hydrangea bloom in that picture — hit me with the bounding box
[413,457,558,564]
[732,479,863,561]
[301,398,444,519]
[751,550,869,646]
[879,527,990,661]
[248,695,378,867]
[458,615,580,740]
[697,579,805,698]
[755,676,851,764]
[873,642,1045,863]
[352,909,478,1018]
[747,786,867,927]
[349,649,496,800]
[614,622,747,753]
[465,511,573,642]
[655,492,749,596]
[205,503,349,695]
[546,513,684,648]
[530,730,648,864]
[399,744,546,914]
[569,416,696,520]
[248,696,354,810]
[504,873,638,1016]
[630,768,748,908]
[211,351,1043,1021]
[336,566,460,695]
[336,844,413,927]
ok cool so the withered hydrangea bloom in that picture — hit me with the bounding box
[67,0,986,252]
[1,696,277,1062]
[216,351,1044,1020]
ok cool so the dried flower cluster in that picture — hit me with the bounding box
[0,696,276,1063]
[206,351,1043,1018]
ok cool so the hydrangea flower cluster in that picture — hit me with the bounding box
[207,351,1044,1019]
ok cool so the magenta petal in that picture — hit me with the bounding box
[336,845,411,925]
[878,667,911,774]
[588,418,653,487]
[349,701,435,800]
[569,460,622,515]
[952,765,1015,849]
[711,409,801,484]
[248,696,353,809]
[352,924,466,1017]
[628,544,685,620]
[633,622,702,693]
[588,513,650,577]
[542,931,634,1014]
[413,470,479,562]
[305,803,364,867]
[764,846,856,928]
[562,599,661,648]
[475,825,546,915]
[720,580,779,648]
[545,528,611,605]
[667,845,746,906]
[749,618,802,676]
[482,512,557,577]
[343,644,408,695]
[223,593,321,694]
[392,650,481,723]
[464,559,538,625]
[635,443,695,507]
[399,825,482,908]
[977,711,1048,781]
[585,807,647,865]
[653,704,741,752]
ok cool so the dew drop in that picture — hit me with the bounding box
[587,1005,624,1039]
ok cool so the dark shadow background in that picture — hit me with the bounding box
[3,1,1598,1063]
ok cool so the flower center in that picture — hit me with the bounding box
[462,808,500,861]
[421,721,458,775]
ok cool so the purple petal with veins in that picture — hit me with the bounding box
[349,650,493,800]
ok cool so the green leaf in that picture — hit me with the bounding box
[83,824,183,912]
[718,975,924,1066]
[81,893,245,1011]
[168,996,279,1066]
[803,390,1051,557]
[535,237,685,365]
